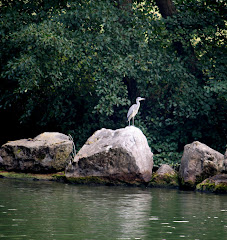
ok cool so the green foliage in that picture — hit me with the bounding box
[0,0,226,167]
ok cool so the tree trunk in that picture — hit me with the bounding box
[112,0,138,101]
[155,0,176,18]
[113,0,132,10]
[155,0,185,57]
[155,0,203,80]
[123,77,137,103]
[119,0,132,11]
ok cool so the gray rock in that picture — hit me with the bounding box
[196,174,227,193]
[156,164,176,176]
[222,150,227,173]
[34,132,70,142]
[179,141,224,188]
[149,164,178,188]
[65,126,153,183]
[0,132,73,173]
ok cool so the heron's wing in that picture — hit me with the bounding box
[127,104,137,119]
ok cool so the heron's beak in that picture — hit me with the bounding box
[141,98,145,101]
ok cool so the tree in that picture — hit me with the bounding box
[0,0,226,166]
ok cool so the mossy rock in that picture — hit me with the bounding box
[52,172,67,182]
[179,175,207,190]
[66,175,143,186]
[180,180,196,190]
[0,132,73,173]
[196,174,227,194]
[66,176,108,185]
[148,173,179,188]
[0,170,64,181]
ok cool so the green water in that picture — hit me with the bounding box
[0,179,226,240]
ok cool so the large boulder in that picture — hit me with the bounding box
[179,141,224,189]
[65,126,153,184]
[0,132,73,173]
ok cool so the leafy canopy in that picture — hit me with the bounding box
[0,0,226,166]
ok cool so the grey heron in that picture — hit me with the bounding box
[127,97,145,126]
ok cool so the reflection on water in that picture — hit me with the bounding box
[0,179,226,240]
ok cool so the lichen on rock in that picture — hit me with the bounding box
[0,132,73,173]
[196,174,227,193]
[149,164,179,188]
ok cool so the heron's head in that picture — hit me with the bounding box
[136,97,145,102]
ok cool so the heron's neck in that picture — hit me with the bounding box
[136,100,141,106]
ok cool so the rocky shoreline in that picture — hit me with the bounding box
[0,128,226,194]
[1,169,226,194]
